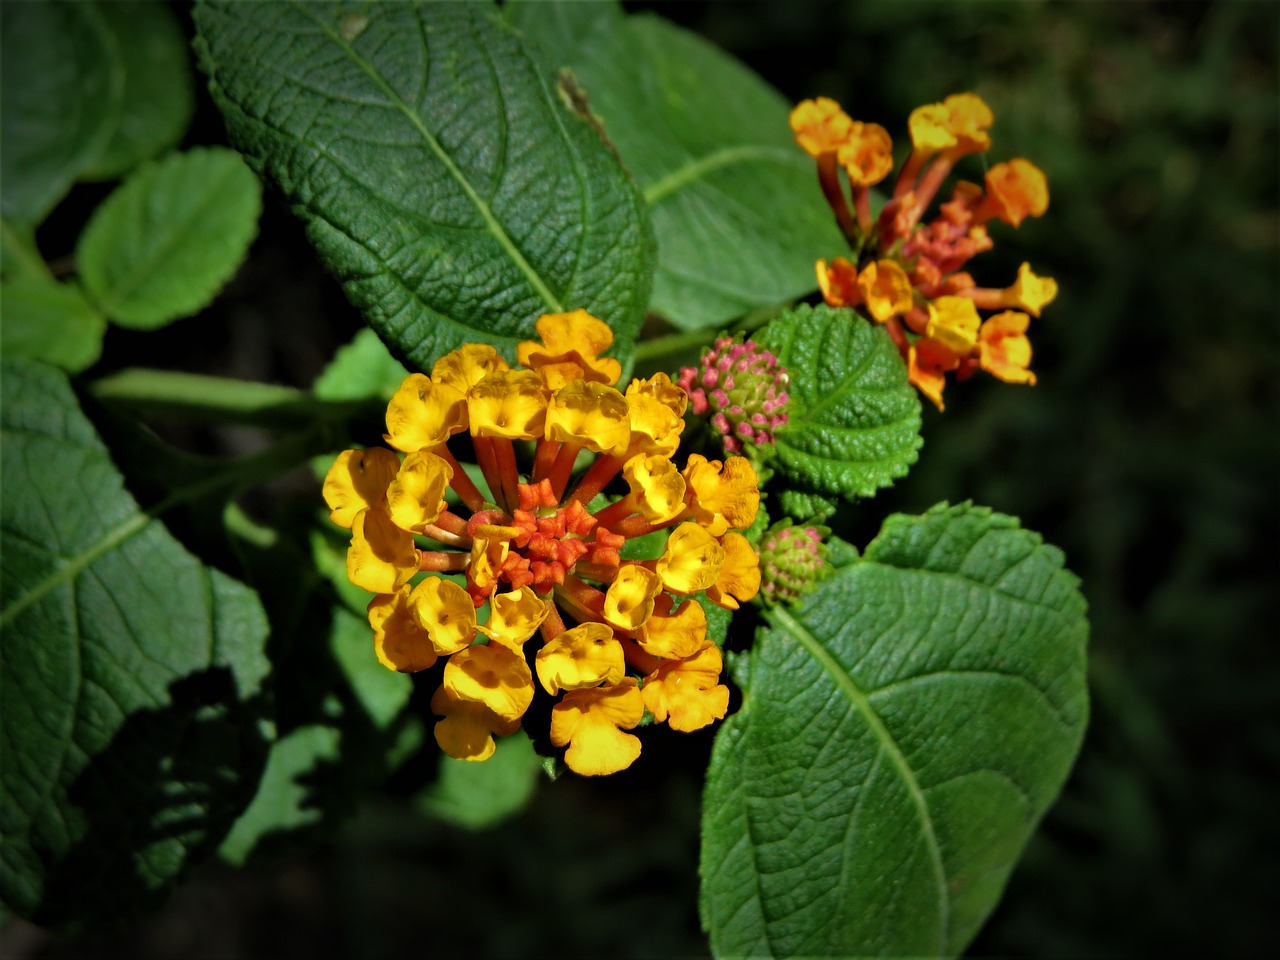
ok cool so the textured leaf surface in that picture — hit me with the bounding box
[194,1,654,371]
[522,10,843,330]
[85,0,195,180]
[77,148,262,329]
[0,1,122,226]
[701,503,1089,957]
[0,277,107,373]
[762,303,922,499]
[0,359,271,930]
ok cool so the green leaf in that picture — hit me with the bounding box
[762,303,922,499]
[77,148,262,329]
[0,1,123,227]
[0,358,271,931]
[330,605,412,731]
[193,1,655,371]
[0,277,107,372]
[312,327,411,402]
[526,11,843,330]
[420,731,543,831]
[774,487,839,524]
[701,503,1089,957]
[84,0,196,180]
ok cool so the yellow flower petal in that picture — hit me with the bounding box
[789,97,854,157]
[408,576,478,655]
[682,454,760,536]
[467,368,548,440]
[978,311,1037,385]
[1010,262,1058,317]
[383,374,467,452]
[431,343,510,394]
[444,644,534,723]
[624,373,687,458]
[602,564,664,631]
[323,447,400,529]
[817,257,861,309]
[657,522,726,595]
[368,586,436,672]
[906,338,960,412]
[535,622,625,695]
[909,92,994,158]
[481,586,550,653]
[517,309,621,390]
[550,679,644,776]
[837,121,894,186]
[545,380,631,456]
[385,449,452,533]
[925,296,982,354]
[856,259,913,323]
[347,507,418,595]
[706,532,761,611]
[636,598,708,660]
[642,642,729,732]
[431,684,520,762]
[469,524,518,597]
[623,454,687,524]
[981,159,1049,227]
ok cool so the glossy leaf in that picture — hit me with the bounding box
[85,0,196,180]
[701,503,1089,957]
[518,9,843,330]
[0,277,106,373]
[0,359,271,930]
[194,1,655,371]
[77,148,262,329]
[0,1,122,227]
[762,303,922,499]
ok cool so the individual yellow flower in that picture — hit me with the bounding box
[544,380,631,456]
[909,92,994,158]
[907,337,961,412]
[603,564,664,631]
[656,522,725,595]
[469,524,518,598]
[979,159,1049,227]
[925,296,982,354]
[838,121,894,186]
[517,309,621,390]
[467,368,548,440]
[368,586,436,673]
[409,576,477,655]
[624,373,687,458]
[636,598,708,660]
[682,454,760,536]
[978,311,1037,385]
[1009,262,1058,317]
[431,684,520,762]
[383,373,467,452]
[323,447,400,528]
[857,259,914,323]
[431,343,510,394]
[550,679,644,776]
[642,642,730,733]
[622,454,687,524]
[789,96,854,157]
[817,257,862,309]
[535,622,625,695]
[705,532,761,610]
[444,644,535,723]
[347,507,418,594]
[385,449,452,533]
[481,586,550,654]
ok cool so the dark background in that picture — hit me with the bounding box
[5,2,1277,957]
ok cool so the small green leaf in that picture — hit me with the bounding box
[526,11,843,330]
[774,487,839,524]
[762,303,922,499]
[84,0,196,180]
[0,277,107,372]
[0,358,271,931]
[77,147,262,329]
[701,503,1089,957]
[194,2,655,370]
[0,1,123,227]
[330,605,412,731]
[313,327,411,402]
[420,730,543,831]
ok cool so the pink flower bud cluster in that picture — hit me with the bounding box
[677,337,790,455]
[759,521,830,606]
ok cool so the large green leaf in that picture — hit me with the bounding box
[193,1,655,371]
[762,303,922,499]
[0,1,123,226]
[0,359,271,930]
[701,503,1089,957]
[515,8,843,330]
[77,148,262,329]
[85,0,195,181]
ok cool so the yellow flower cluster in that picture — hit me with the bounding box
[323,311,761,775]
[791,93,1056,409]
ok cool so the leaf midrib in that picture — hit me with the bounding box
[290,2,564,314]
[767,603,950,949]
[643,144,800,206]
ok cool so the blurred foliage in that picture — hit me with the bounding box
[5,1,1275,958]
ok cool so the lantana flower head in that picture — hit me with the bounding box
[789,91,1055,409]
[677,336,790,458]
[324,312,760,776]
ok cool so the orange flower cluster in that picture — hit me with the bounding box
[323,311,761,775]
[790,94,1056,409]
